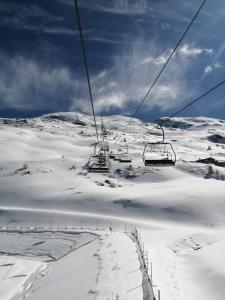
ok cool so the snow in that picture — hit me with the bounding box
[0,256,45,300]
[0,229,142,300]
[0,112,225,299]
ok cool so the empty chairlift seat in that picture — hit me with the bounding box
[87,152,111,173]
[143,142,176,166]
[118,149,132,163]
[112,146,132,163]
[119,153,132,163]
[99,141,109,152]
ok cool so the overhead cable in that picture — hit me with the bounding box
[114,0,207,144]
[73,0,99,142]
[127,77,225,144]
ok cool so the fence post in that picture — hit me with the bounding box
[96,220,99,230]
[145,251,149,274]
[150,262,153,285]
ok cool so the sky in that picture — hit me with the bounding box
[0,0,225,121]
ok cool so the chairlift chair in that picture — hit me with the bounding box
[143,142,176,166]
[93,141,109,154]
[119,153,132,163]
[99,140,109,152]
[100,118,109,138]
[113,145,132,163]
[108,148,120,161]
[142,124,176,166]
[113,148,122,161]
[118,145,132,163]
[87,142,110,173]
[109,150,116,159]
[87,151,111,173]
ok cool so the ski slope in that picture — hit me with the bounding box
[0,112,225,299]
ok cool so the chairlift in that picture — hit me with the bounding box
[143,142,176,166]
[86,142,111,173]
[87,151,111,173]
[99,140,109,152]
[109,150,116,159]
[118,145,132,163]
[111,145,132,163]
[142,124,176,166]
[100,118,109,138]
[93,141,109,154]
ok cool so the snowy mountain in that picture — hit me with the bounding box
[0,112,225,300]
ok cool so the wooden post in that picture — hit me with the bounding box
[158,290,160,300]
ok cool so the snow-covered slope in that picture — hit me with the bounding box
[0,112,225,300]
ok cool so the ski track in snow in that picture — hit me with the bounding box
[0,113,225,299]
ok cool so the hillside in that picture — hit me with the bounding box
[0,112,225,300]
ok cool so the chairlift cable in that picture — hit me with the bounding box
[127,77,225,144]
[168,78,225,119]
[73,0,99,143]
[132,0,207,117]
[114,0,207,145]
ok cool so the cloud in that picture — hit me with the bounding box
[8,0,150,16]
[137,44,213,68]
[204,62,222,75]
[1,18,79,36]
[0,2,63,22]
[75,0,199,25]
[204,65,213,74]
[78,0,150,16]
[139,52,169,66]
[0,39,216,117]
[0,2,79,36]
[89,42,215,115]
[179,44,213,58]
[0,53,84,112]
[71,42,209,115]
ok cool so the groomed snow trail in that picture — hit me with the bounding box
[0,229,143,300]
